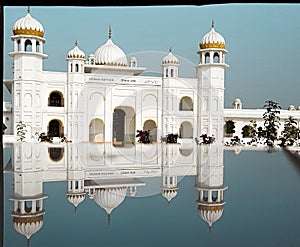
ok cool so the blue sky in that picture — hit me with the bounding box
[3,4,300,109]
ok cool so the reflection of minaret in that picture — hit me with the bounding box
[9,143,48,246]
[161,144,179,206]
[66,144,86,213]
[94,187,127,228]
[196,144,227,229]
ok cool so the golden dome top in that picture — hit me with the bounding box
[200,20,225,49]
[13,7,44,38]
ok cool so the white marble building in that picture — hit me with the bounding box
[3,8,300,144]
[3,8,227,144]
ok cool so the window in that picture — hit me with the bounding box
[49,91,63,107]
[25,39,32,52]
[75,64,79,72]
[205,53,210,63]
[213,52,220,63]
[36,41,40,52]
[171,69,174,77]
[179,96,193,111]
[17,40,21,51]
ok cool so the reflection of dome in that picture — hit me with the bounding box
[13,215,44,240]
[200,21,225,49]
[94,26,127,66]
[198,205,224,227]
[67,193,86,207]
[13,8,44,38]
[94,187,127,214]
[67,42,85,59]
[162,49,179,65]
[162,188,178,202]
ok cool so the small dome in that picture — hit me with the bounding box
[13,8,44,38]
[200,21,225,49]
[233,98,241,104]
[288,105,295,111]
[13,215,44,239]
[67,193,85,207]
[198,205,224,227]
[162,49,179,65]
[94,187,127,215]
[162,188,178,202]
[67,42,85,59]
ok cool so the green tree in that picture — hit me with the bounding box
[263,100,281,147]
[279,116,300,147]
[224,120,235,137]
[16,121,27,142]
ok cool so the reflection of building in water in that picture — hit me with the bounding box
[9,144,48,246]
[5,142,226,242]
[196,144,228,229]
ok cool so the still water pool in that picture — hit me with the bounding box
[3,142,300,247]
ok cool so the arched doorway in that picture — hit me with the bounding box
[113,106,135,142]
[179,121,193,138]
[89,118,105,142]
[49,91,64,107]
[143,120,157,143]
[48,119,63,137]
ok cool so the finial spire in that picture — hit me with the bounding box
[169,47,172,53]
[27,6,30,14]
[212,19,214,28]
[107,214,111,229]
[108,24,112,39]
[75,40,78,46]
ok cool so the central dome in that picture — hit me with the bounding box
[94,27,128,66]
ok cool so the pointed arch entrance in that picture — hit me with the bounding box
[48,119,63,137]
[143,119,157,143]
[113,106,135,142]
[89,118,105,142]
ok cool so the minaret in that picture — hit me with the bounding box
[197,21,229,143]
[9,7,48,140]
[161,48,180,136]
[66,41,86,142]
[195,143,228,229]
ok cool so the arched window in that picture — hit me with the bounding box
[179,96,193,111]
[36,41,40,52]
[48,119,63,137]
[170,69,174,77]
[165,68,168,77]
[17,40,21,51]
[213,52,220,63]
[49,91,64,107]
[70,63,73,72]
[75,64,79,72]
[205,53,210,63]
[179,121,193,138]
[25,39,32,52]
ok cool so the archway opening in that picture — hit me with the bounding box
[89,118,105,142]
[25,39,32,52]
[213,52,220,63]
[113,106,135,143]
[179,121,193,138]
[143,119,157,143]
[48,119,63,137]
